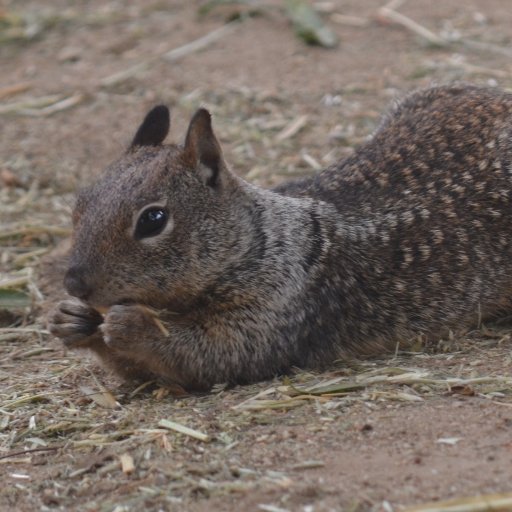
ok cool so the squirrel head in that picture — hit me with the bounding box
[64,105,251,311]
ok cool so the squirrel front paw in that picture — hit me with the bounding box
[101,304,163,354]
[48,299,104,347]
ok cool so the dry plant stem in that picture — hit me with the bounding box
[163,22,238,62]
[0,276,30,288]
[0,82,32,100]
[232,387,278,409]
[158,419,210,442]
[275,114,309,141]
[0,327,47,334]
[21,94,84,117]
[10,347,56,360]
[101,21,238,88]
[0,94,61,114]
[79,385,119,409]
[0,94,83,117]
[289,460,325,470]
[378,1,447,46]
[233,368,512,412]
[138,305,170,336]
[0,225,71,239]
[403,491,512,512]
[13,248,51,266]
[0,445,63,461]
[119,453,135,474]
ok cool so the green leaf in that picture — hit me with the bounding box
[0,289,31,309]
[285,0,338,48]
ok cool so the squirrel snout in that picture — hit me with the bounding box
[64,266,93,300]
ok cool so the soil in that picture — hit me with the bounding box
[1,1,512,511]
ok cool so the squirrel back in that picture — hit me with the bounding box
[48,84,512,390]
[275,83,512,347]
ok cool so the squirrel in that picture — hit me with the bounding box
[48,84,512,391]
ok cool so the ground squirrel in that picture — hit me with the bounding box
[48,84,512,391]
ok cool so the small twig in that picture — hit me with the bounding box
[13,247,51,266]
[233,386,277,409]
[0,276,30,289]
[0,445,63,461]
[378,1,447,46]
[289,460,325,470]
[138,305,170,336]
[119,453,135,475]
[0,225,71,240]
[158,419,210,442]
[301,152,321,170]
[10,347,56,360]
[101,21,238,88]
[0,95,62,115]
[276,115,309,142]
[0,82,32,100]
[100,61,154,88]
[0,93,83,116]
[3,394,49,410]
[163,22,237,62]
[487,400,512,408]
[0,327,48,334]
[403,492,512,512]
[20,93,84,117]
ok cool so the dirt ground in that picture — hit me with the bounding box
[1,1,512,511]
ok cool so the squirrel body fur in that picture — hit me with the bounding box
[49,84,512,390]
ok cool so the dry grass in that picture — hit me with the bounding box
[3,158,512,510]
[2,1,512,510]
[3,82,512,512]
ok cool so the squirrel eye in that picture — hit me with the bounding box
[135,207,168,239]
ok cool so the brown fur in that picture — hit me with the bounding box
[47,85,512,390]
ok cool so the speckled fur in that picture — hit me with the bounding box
[48,84,512,391]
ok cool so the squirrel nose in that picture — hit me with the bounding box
[64,266,92,300]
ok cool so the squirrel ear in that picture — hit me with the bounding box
[131,105,170,147]
[184,108,223,187]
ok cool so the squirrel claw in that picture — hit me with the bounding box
[48,299,103,348]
